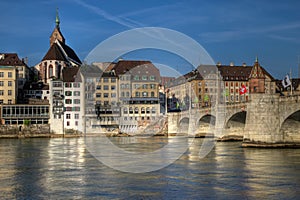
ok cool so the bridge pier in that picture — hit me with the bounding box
[243,93,293,147]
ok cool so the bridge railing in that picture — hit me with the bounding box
[279,94,300,102]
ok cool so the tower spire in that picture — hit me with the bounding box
[255,55,258,63]
[55,8,60,28]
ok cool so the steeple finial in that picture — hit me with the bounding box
[255,56,258,63]
[55,8,60,28]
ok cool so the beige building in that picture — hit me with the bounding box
[167,59,276,109]
[0,65,18,104]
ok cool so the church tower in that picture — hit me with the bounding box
[249,57,265,93]
[35,9,81,84]
[50,8,65,46]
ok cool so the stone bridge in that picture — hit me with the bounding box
[168,93,300,147]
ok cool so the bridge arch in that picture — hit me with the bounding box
[280,110,300,140]
[226,111,247,129]
[178,117,189,134]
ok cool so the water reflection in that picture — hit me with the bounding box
[243,148,300,199]
[0,138,299,199]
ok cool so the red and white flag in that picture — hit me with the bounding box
[239,84,247,95]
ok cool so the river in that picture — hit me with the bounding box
[0,137,299,199]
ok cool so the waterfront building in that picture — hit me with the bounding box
[110,60,161,132]
[0,53,30,104]
[49,67,84,134]
[0,104,49,125]
[0,63,18,104]
[23,82,50,101]
[80,64,103,133]
[34,10,81,84]
[166,59,276,109]
[94,66,120,132]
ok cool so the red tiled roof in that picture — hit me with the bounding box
[0,53,25,66]
[42,40,81,65]
[112,60,160,79]
[62,67,80,82]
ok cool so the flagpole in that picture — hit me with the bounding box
[290,68,293,96]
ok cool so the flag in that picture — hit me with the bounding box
[239,84,247,95]
[282,74,291,88]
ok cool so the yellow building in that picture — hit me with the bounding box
[0,65,17,104]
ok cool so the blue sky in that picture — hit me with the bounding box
[1,0,300,78]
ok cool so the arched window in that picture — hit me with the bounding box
[135,91,140,97]
[123,107,128,114]
[134,107,139,114]
[129,107,133,114]
[49,65,53,77]
[151,92,155,97]
[141,107,145,114]
[151,107,156,114]
[146,107,150,114]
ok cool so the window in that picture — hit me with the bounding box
[111,93,116,98]
[142,84,148,89]
[151,92,155,97]
[65,91,72,96]
[141,107,145,114]
[74,99,80,104]
[73,107,80,111]
[103,78,109,83]
[0,81,3,86]
[0,72,3,77]
[146,107,150,114]
[129,107,133,114]
[96,93,101,98]
[123,108,128,114]
[104,85,109,90]
[53,82,62,87]
[111,85,116,90]
[126,92,130,97]
[8,100,12,104]
[121,84,125,89]
[111,78,116,83]
[134,107,139,114]
[150,84,156,89]
[135,92,140,97]
[73,83,80,88]
[142,75,147,80]
[0,90,4,96]
[66,114,71,119]
[8,72,12,78]
[75,121,78,126]
[67,121,70,126]
[134,75,139,80]
[151,107,156,114]
[65,99,72,104]
[96,85,101,90]
[65,107,72,111]
[104,93,109,98]
[75,114,79,119]
[149,76,155,81]
[142,92,148,97]
[65,83,72,88]
[74,91,80,96]
[8,81,12,87]
[8,90,12,96]
[134,84,140,89]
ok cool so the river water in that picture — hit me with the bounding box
[0,137,299,199]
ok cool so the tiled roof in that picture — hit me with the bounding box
[249,60,265,79]
[59,41,81,64]
[62,67,80,82]
[42,40,81,65]
[111,60,160,82]
[42,43,66,61]
[217,65,252,81]
[0,53,25,66]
